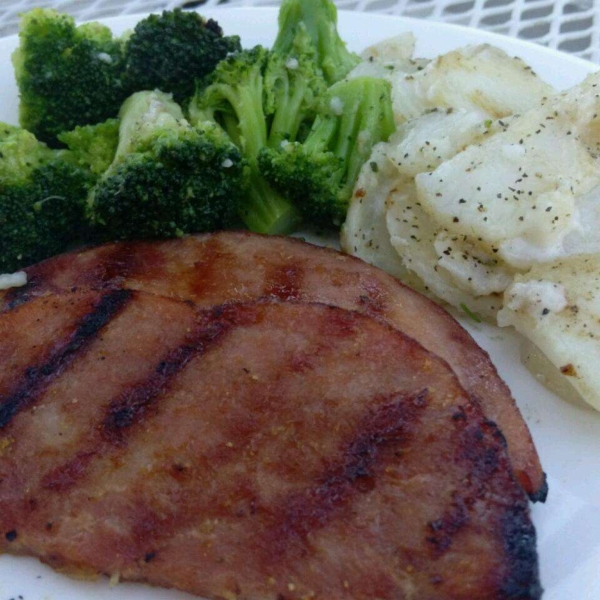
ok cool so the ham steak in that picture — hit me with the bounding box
[0,291,540,599]
[0,232,546,501]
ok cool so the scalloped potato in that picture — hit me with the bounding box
[498,255,600,410]
[417,73,600,270]
[344,41,600,410]
[348,33,428,83]
[392,44,554,122]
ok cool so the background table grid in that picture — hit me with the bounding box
[0,0,599,62]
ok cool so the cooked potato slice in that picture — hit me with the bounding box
[388,107,496,178]
[498,254,600,411]
[392,44,554,122]
[348,33,428,82]
[343,108,492,281]
[416,72,600,271]
[341,143,410,279]
[386,182,504,318]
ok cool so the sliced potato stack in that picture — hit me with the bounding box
[343,40,600,410]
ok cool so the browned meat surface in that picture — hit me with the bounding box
[0,232,546,501]
[0,291,540,599]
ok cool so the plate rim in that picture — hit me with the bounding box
[0,6,599,600]
[0,6,597,76]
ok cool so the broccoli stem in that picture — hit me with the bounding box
[268,79,311,148]
[190,46,308,234]
[221,112,242,147]
[344,82,395,195]
[243,173,301,234]
[212,77,300,233]
[258,76,395,229]
[335,96,362,166]
[308,78,395,199]
[224,84,267,159]
[303,115,337,154]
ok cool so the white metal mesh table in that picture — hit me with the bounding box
[1,0,599,62]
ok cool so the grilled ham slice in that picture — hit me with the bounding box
[0,291,540,599]
[0,232,545,501]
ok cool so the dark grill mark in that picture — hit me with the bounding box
[1,243,144,314]
[41,451,98,492]
[529,473,548,504]
[96,241,168,289]
[264,265,303,300]
[100,306,239,444]
[448,412,541,596]
[85,243,139,287]
[0,289,133,430]
[460,422,503,479]
[501,504,542,599]
[32,303,250,497]
[2,276,42,312]
[5,529,17,542]
[190,237,231,299]
[270,391,428,549]
[101,342,200,438]
[426,495,469,556]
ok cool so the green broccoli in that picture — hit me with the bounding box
[58,119,120,176]
[189,46,303,235]
[258,76,395,228]
[0,124,91,272]
[264,27,327,148]
[86,91,246,241]
[124,9,241,104]
[12,8,128,146]
[273,0,360,85]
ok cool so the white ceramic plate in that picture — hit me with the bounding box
[0,8,599,600]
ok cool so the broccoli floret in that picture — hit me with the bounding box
[258,76,395,228]
[189,46,318,234]
[189,47,270,161]
[273,0,360,85]
[12,9,128,146]
[189,47,302,234]
[264,28,327,148]
[0,124,91,272]
[87,91,246,241]
[13,8,242,146]
[58,119,120,176]
[124,10,241,104]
